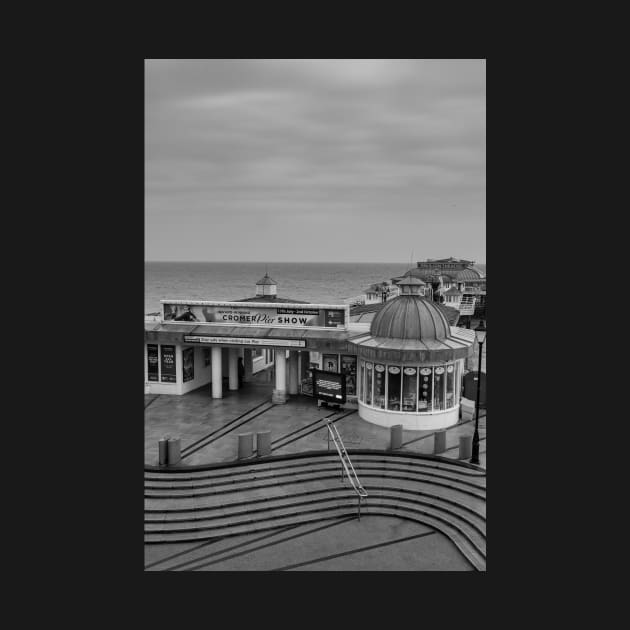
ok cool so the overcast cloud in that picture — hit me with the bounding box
[145,59,485,263]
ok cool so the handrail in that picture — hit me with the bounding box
[326,420,368,500]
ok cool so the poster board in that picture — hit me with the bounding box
[313,369,346,404]
[183,346,194,383]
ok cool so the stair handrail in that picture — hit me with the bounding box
[326,420,368,498]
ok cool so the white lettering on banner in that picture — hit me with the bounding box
[183,335,306,347]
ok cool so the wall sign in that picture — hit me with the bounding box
[183,346,194,383]
[147,344,159,381]
[160,345,176,383]
[183,335,306,347]
[322,354,338,373]
[163,301,347,330]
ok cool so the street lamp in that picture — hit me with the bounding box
[470,320,486,465]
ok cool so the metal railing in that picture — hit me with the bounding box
[326,420,368,519]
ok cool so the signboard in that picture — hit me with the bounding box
[160,345,176,383]
[162,300,347,330]
[183,335,306,347]
[147,344,159,381]
[183,347,194,383]
[313,369,346,404]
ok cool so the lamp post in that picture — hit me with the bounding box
[470,320,486,465]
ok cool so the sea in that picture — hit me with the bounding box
[145,262,413,314]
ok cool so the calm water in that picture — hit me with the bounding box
[145,262,411,314]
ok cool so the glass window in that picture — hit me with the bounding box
[402,367,417,411]
[359,361,364,402]
[434,366,446,410]
[365,362,373,406]
[387,366,402,410]
[341,355,357,396]
[373,364,386,409]
[446,363,455,409]
[418,367,433,412]
[323,354,338,372]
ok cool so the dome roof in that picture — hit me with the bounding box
[370,295,450,341]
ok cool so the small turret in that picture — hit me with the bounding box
[255,273,277,297]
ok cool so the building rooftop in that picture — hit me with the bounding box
[255,273,277,286]
[370,296,451,341]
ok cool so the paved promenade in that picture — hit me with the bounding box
[144,382,486,468]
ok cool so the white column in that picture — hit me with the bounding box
[211,346,223,399]
[243,348,253,383]
[272,349,288,404]
[228,348,239,391]
[288,350,299,395]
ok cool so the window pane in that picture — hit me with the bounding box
[365,362,373,406]
[418,367,433,412]
[446,363,455,409]
[387,366,402,410]
[341,355,357,396]
[359,361,365,402]
[374,364,386,409]
[402,367,417,411]
[434,366,446,410]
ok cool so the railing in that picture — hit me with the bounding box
[326,420,368,519]
[458,295,477,315]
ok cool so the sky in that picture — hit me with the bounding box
[145,59,485,263]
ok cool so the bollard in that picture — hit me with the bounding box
[434,430,447,454]
[238,432,254,460]
[390,424,403,450]
[158,437,169,466]
[459,434,473,459]
[256,431,271,457]
[461,399,475,422]
[167,437,181,466]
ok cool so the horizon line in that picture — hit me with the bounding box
[145,260,486,265]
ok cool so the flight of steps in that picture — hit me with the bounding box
[145,451,486,570]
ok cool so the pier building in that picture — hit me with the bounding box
[145,274,475,431]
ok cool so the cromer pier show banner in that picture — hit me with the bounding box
[162,301,347,329]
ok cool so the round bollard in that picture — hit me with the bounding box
[238,433,254,459]
[434,431,447,454]
[158,437,169,466]
[167,437,181,466]
[256,431,272,457]
[390,424,403,450]
[459,434,473,459]
[461,399,475,422]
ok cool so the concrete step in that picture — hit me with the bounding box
[145,466,485,508]
[145,488,485,548]
[144,503,485,571]
[145,451,485,481]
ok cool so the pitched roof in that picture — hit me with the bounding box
[255,273,277,286]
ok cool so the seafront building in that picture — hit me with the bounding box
[145,272,478,431]
[346,257,486,323]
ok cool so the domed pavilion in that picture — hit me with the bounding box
[350,277,475,430]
